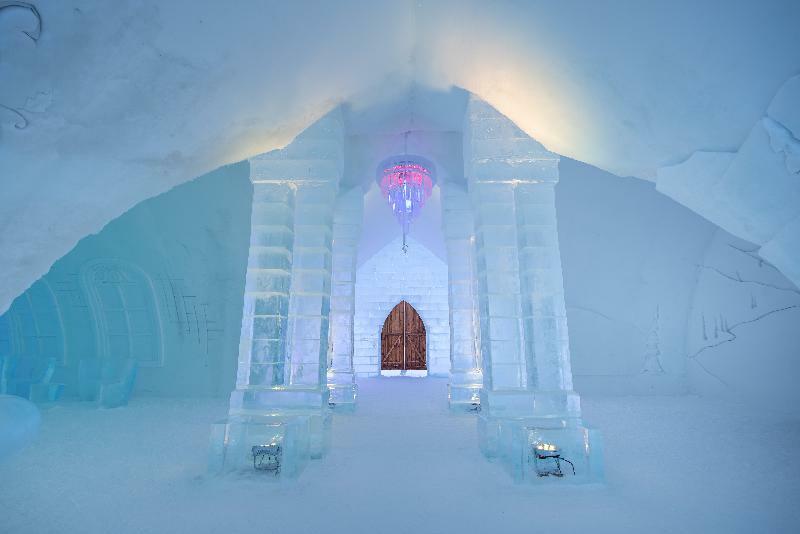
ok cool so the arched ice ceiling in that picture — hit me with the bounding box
[1,0,799,313]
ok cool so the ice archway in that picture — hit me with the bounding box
[207,95,602,481]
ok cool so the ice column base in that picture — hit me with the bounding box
[328,381,358,409]
[448,384,482,411]
[448,369,483,411]
[478,414,604,484]
[209,410,332,476]
[208,415,313,479]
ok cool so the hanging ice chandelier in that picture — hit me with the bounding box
[378,135,435,253]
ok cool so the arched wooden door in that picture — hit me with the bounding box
[381,301,426,371]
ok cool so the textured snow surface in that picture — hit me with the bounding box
[1,378,798,533]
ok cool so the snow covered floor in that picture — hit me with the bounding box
[1,377,799,534]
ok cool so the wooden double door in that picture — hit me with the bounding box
[381,301,426,371]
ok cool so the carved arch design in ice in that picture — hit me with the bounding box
[81,259,164,367]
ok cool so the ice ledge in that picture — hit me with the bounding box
[479,389,582,419]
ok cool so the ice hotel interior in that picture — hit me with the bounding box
[1,1,799,533]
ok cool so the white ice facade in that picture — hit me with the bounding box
[210,95,602,481]
[353,236,450,378]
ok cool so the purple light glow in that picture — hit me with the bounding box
[380,162,433,238]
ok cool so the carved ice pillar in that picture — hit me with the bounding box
[327,187,363,408]
[209,109,344,477]
[463,97,602,483]
[515,182,575,393]
[442,182,483,409]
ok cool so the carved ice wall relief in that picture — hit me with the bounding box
[81,259,164,367]
[641,305,665,374]
[0,2,42,42]
[0,278,65,364]
[689,241,800,387]
[152,273,223,366]
[86,262,132,285]
[0,2,42,131]
[0,103,27,129]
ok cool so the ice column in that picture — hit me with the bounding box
[327,187,364,407]
[209,109,343,476]
[463,97,602,483]
[441,182,483,409]
[515,182,575,392]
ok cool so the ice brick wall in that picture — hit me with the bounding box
[354,237,450,376]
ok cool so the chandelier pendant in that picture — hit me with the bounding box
[379,160,434,253]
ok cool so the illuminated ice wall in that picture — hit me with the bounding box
[353,235,451,377]
[0,163,251,399]
[3,146,797,412]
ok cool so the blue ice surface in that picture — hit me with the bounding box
[0,394,40,463]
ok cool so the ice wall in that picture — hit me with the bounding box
[557,158,717,395]
[4,152,797,403]
[0,163,251,398]
[687,230,800,408]
[657,75,800,290]
[560,157,800,402]
[353,235,450,376]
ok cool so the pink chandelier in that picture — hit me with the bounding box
[380,160,433,253]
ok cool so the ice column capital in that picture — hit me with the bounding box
[463,96,559,185]
[249,107,345,185]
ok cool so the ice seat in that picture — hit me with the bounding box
[78,358,138,408]
[1,356,63,402]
